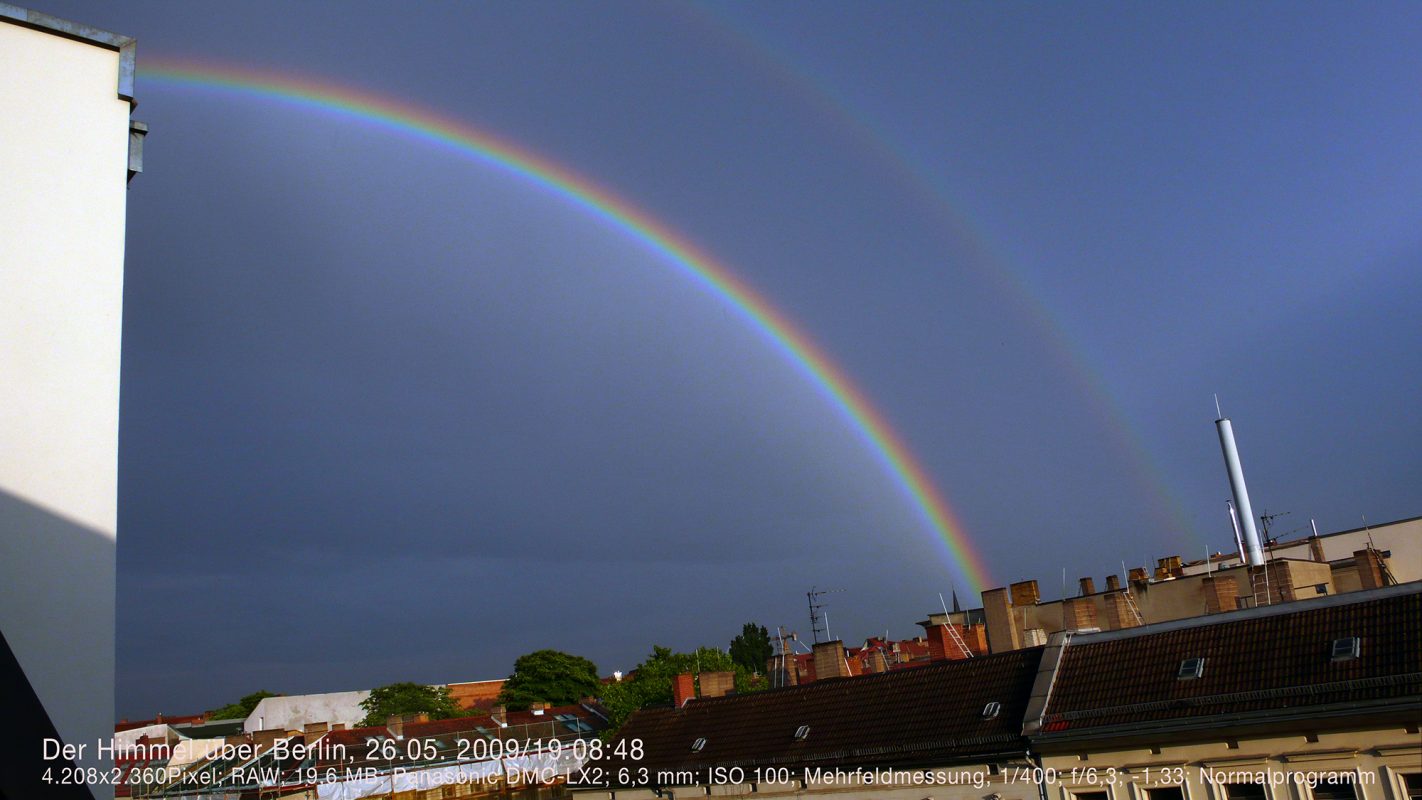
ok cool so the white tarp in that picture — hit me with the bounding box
[315,749,585,800]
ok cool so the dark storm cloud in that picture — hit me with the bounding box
[28,1,1420,715]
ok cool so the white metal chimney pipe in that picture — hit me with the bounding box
[1216,417,1264,567]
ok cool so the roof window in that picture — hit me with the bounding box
[691,737,707,752]
[1330,637,1361,662]
[793,725,811,740]
[982,701,1001,719]
[1178,657,1205,680]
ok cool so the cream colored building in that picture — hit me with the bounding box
[1,5,143,799]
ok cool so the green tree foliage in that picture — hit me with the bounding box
[498,650,601,711]
[207,690,280,721]
[358,683,460,727]
[597,646,764,733]
[728,623,773,674]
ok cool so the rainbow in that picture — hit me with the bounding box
[139,59,994,594]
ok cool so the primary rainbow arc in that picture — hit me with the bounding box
[141,59,995,595]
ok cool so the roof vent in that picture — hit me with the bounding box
[982,701,1001,719]
[1331,637,1361,662]
[793,725,810,740]
[690,737,707,752]
[1178,657,1205,680]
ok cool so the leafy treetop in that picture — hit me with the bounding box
[208,690,280,721]
[497,649,601,711]
[358,683,461,727]
[729,623,773,673]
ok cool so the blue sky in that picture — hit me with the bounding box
[38,1,1420,717]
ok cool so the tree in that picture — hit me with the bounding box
[358,683,460,727]
[597,645,764,733]
[498,650,601,710]
[208,690,280,721]
[729,623,772,674]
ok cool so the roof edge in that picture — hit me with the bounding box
[1072,580,1421,646]
[0,3,136,101]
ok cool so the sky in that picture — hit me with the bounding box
[35,1,1420,718]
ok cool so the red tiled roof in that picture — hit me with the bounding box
[585,647,1043,787]
[1040,583,1422,735]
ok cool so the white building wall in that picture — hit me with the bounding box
[1,8,137,799]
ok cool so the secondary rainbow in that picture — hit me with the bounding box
[140,59,995,594]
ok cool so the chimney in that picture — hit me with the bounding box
[1354,549,1386,590]
[1201,575,1239,613]
[1128,567,1149,583]
[811,640,852,679]
[386,715,404,738]
[1105,574,1121,591]
[922,623,970,660]
[1078,577,1096,596]
[531,702,548,716]
[303,722,328,739]
[1061,597,1098,631]
[1103,590,1141,630]
[672,673,696,707]
[1009,580,1040,606]
[699,671,735,698]
[867,649,888,673]
[982,587,1022,653]
[491,705,507,725]
[766,656,796,687]
[253,729,281,750]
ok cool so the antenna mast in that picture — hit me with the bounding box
[807,587,843,643]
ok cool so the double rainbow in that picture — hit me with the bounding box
[141,60,994,595]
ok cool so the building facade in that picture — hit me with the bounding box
[1,5,144,799]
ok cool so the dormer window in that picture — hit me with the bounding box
[691,737,707,752]
[793,725,810,740]
[982,701,1001,719]
[1178,657,1205,680]
[1330,637,1361,662]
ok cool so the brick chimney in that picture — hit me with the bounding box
[699,671,735,698]
[672,673,696,707]
[1354,549,1386,590]
[1105,574,1121,591]
[766,656,796,686]
[982,587,1022,653]
[1202,575,1240,613]
[252,729,282,750]
[922,623,971,660]
[1078,577,1096,596]
[1009,580,1040,606]
[867,648,888,673]
[1061,597,1098,631]
[811,640,852,679]
[1103,590,1140,629]
[491,705,507,725]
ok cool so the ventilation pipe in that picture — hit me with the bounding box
[1215,413,1264,567]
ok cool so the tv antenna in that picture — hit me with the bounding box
[807,586,843,643]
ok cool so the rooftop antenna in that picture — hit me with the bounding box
[1227,501,1246,562]
[807,587,843,643]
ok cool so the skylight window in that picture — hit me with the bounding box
[1331,637,1361,662]
[556,714,594,733]
[1178,657,1205,680]
[691,737,707,752]
[793,725,811,740]
[982,701,1002,719]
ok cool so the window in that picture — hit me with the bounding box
[1401,774,1422,800]
[1225,783,1267,800]
[1310,777,1357,800]
[555,714,593,733]
[1178,657,1205,679]
[1330,637,1361,662]
[793,725,810,740]
[1073,792,1109,800]
[1149,788,1184,800]
[982,701,1002,719]
[690,737,707,752]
